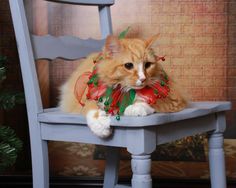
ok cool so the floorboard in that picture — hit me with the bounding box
[0,175,235,188]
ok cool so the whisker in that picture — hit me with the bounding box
[148,80,158,86]
[149,77,161,81]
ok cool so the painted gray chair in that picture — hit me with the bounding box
[9,0,231,188]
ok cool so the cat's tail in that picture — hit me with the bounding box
[59,82,82,113]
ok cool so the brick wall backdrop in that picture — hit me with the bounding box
[47,0,229,101]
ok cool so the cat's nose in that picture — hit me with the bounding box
[140,77,146,83]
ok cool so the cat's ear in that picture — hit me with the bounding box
[145,34,160,49]
[105,35,122,55]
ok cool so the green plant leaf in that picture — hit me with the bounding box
[0,67,6,82]
[0,55,7,83]
[0,56,7,67]
[0,126,23,172]
[0,55,24,172]
[0,91,25,110]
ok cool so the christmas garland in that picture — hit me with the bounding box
[74,53,170,120]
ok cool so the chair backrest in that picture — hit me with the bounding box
[9,0,114,117]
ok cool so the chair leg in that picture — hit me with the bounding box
[31,139,49,188]
[131,154,152,188]
[103,147,120,188]
[208,132,226,188]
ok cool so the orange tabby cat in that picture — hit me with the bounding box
[59,35,187,138]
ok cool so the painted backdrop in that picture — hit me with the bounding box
[0,0,235,180]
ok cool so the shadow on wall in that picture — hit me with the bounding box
[226,1,236,138]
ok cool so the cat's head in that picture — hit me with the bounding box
[97,34,163,91]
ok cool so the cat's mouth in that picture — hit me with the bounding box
[131,85,146,90]
[115,84,146,91]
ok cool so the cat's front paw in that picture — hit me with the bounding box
[86,109,112,138]
[124,102,155,116]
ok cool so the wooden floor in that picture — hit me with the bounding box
[0,176,235,188]
[1,184,236,188]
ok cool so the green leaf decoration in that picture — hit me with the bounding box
[104,87,113,108]
[104,87,113,98]
[154,89,158,94]
[128,89,136,105]
[98,56,103,61]
[161,80,165,86]
[87,74,99,87]
[0,56,7,83]
[0,91,25,110]
[119,89,136,115]
[0,126,23,172]
[119,95,128,115]
[0,56,7,67]
[0,67,6,82]
[162,69,169,81]
[118,26,131,39]
[0,55,24,172]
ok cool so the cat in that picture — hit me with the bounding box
[59,34,187,138]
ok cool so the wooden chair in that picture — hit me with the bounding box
[9,0,231,188]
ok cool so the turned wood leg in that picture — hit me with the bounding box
[126,128,156,188]
[103,147,120,188]
[131,155,152,188]
[208,132,226,188]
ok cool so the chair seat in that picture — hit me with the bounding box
[38,101,231,127]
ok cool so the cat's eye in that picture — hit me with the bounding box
[145,62,152,69]
[124,62,134,70]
